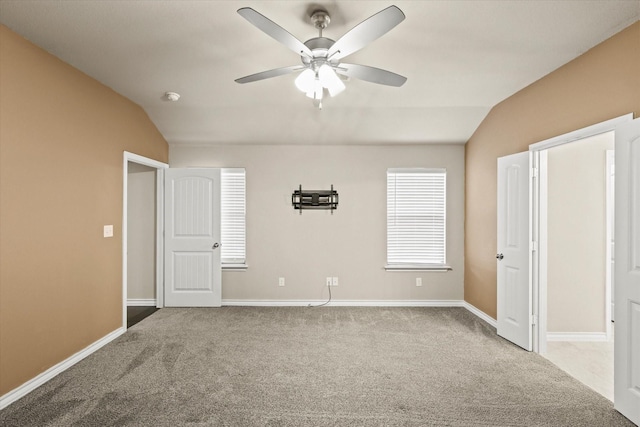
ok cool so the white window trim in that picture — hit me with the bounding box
[385,264,452,272]
[386,167,449,271]
[222,263,248,271]
[221,168,247,268]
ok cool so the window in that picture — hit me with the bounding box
[386,168,449,270]
[221,168,246,268]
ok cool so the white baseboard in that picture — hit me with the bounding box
[546,332,609,342]
[462,302,497,328]
[127,298,156,306]
[222,299,465,307]
[0,327,126,410]
[221,300,498,330]
[222,299,498,330]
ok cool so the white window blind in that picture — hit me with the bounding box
[221,168,246,265]
[387,168,446,266]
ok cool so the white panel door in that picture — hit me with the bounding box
[164,168,221,307]
[614,118,640,424]
[497,152,532,351]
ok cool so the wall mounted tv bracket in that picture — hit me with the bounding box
[292,185,338,214]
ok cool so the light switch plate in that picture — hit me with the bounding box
[104,225,114,238]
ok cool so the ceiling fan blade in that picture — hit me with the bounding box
[235,65,304,84]
[237,8,313,58]
[327,6,405,61]
[336,63,407,87]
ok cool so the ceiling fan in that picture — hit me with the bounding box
[235,5,407,108]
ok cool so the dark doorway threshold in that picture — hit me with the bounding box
[127,306,158,328]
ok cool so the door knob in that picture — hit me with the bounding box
[212,243,220,249]
[496,253,504,260]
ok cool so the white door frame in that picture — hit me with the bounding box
[528,114,633,354]
[605,150,615,326]
[122,152,168,329]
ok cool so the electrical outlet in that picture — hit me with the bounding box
[103,225,113,238]
[416,277,422,287]
[326,277,339,286]
[278,277,285,287]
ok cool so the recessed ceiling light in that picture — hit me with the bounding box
[164,91,180,102]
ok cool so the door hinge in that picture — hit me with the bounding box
[531,167,538,178]
[530,241,538,252]
[531,314,538,326]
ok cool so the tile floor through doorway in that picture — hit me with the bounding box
[544,327,614,401]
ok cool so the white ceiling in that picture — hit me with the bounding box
[1,1,638,146]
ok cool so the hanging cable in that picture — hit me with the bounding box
[308,283,332,308]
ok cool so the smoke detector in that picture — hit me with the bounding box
[164,91,181,102]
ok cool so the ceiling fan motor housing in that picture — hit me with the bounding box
[301,37,337,68]
[302,10,337,70]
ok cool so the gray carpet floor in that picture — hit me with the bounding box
[0,307,634,426]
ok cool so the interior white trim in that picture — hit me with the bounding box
[122,151,168,329]
[384,265,452,272]
[127,299,157,306]
[222,264,249,271]
[605,149,614,339]
[536,150,548,355]
[529,114,633,151]
[0,327,125,410]
[124,152,168,169]
[222,299,498,329]
[222,299,465,307]
[156,169,165,309]
[546,332,609,342]
[463,302,497,328]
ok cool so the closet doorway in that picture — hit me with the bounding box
[122,152,168,328]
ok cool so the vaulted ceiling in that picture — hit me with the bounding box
[1,1,638,145]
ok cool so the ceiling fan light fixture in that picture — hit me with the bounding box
[298,65,343,100]
[306,90,323,100]
[319,64,345,97]
[305,78,324,100]
[295,69,315,93]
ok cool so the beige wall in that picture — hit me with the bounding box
[170,144,464,301]
[547,132,613,333]
[127,163,157,301]
[0,26,168,395]
[465,21,640,319]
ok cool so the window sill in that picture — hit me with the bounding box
[385,264,452,272]
[222,264,248,271]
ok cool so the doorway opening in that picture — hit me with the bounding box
[539,132,614,400]
[122,152,168,329]
[529,114,632,401]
